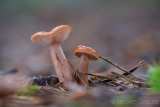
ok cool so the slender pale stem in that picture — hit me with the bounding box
[77,54,89,86]
[67,60,88,87]
[49,44,74,86]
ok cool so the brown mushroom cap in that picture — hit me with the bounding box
[31,25,71,46]
[74,45,99,61]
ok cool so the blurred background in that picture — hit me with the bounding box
[0,0,160,76]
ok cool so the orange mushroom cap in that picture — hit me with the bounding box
[31,25,71,46]
[74,45,99,61]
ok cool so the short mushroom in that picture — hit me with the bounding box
[31,25,74,87]
[74,45,99,86]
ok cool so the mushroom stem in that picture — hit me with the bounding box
[49,44,74,86]
[77,54,89,86]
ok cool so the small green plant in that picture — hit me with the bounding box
[148,61,160,92]
[15,81,41,96]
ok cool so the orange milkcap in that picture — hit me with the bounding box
[31,25,71,46]
[74,45,99,61]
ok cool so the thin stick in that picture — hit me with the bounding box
[123,60,144,75]
[82,72,126,81]
[54,82,63,87]
[99,56,145,80]
[111,72,145,86]
[46,82,64,93]
[106,82,117,87]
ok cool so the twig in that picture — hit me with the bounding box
[54,82,63,87]
[99,56,145,80]
[88,78,98,87]
[109,81,127,88]
[106,82,117,87]
[111,72,145,86]
[46,82,67,94]
[82,72,126,81]
[44,85,66,94]
[123,60,144,75]
[59,86,67,93]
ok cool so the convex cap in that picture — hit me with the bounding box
[74,45,99,61]
[31,25,71,46]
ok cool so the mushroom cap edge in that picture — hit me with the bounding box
[74,45,99,61]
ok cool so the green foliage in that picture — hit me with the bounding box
[15,81,41,96]
[148,62,160,92]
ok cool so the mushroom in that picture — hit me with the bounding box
[31,25,74,87]
[74,45,99,86]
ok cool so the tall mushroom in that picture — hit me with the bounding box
[31,25,74,87]
[74,45,99,86]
